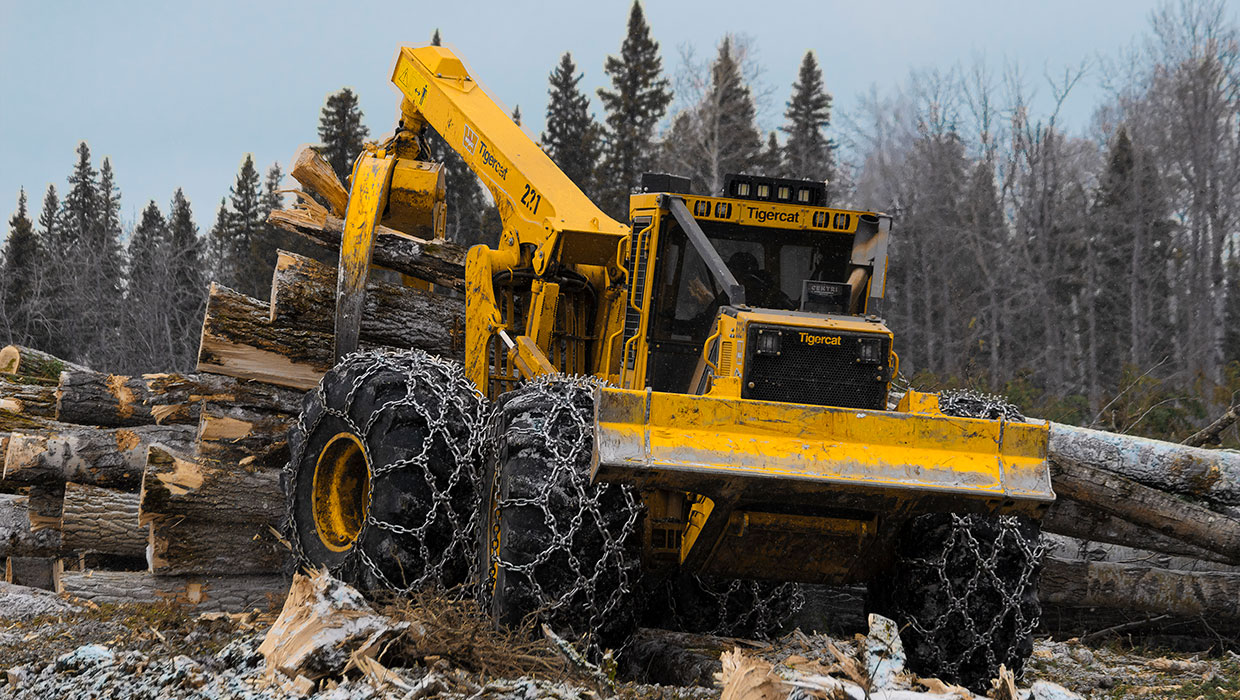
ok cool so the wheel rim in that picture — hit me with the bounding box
[312,432,371,553]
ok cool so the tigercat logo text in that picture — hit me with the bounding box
[747,206,800,224]
[799,332,841,346]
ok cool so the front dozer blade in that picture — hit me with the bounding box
[591,387,1053,583]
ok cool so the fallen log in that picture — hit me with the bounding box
[1050,456,1240,562]
[198,282,456,390]
[60,483,145,559]
[56,370,302,428]
[1183,403,1240,447]
[0,345,88,380]
[5,556,60,591]
[1042,496,1238,565]
[270,250,463,361]
[269,207,466,290]
[1040,556,1240,621]
[1050,422,1240,506]
[3,424,194,489]
[58,570,288,611]
[148,517,288,576]
[139,446,283,525]
[0,493,61,557]
[196,283,332,390]
[0,375,57,419]
[26,483,63,531]
[1043,533,1240,574]
[0,411,61,434]
[197,402,293,464]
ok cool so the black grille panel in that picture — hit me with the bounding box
[743,325,890,410]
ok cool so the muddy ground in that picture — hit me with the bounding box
[0,582,1233,700]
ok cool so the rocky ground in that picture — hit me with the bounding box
[0,582,1233,700]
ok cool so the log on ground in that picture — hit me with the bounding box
[1042,496,1239,565]
[0,493,61,557]
[1050,456,1240,562]
[1040,556,1240,621]
[3,424,194,489]
[58,570,289,611]
[1050,422,1240,507]
[196,402,292,464]
[60,482,146,558]
[149,517,289,576]
[270,250,463,361]
[56,370,302,428]
[268,208,466,290]
[140,446,283,525]
[5,556,60,591]
[0,375,57,419]
[0,346,88,380]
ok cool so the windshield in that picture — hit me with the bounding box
[651,220,854,342]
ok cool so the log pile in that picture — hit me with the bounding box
[5,144,1240,637]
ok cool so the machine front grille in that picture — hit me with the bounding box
[742,325,890,410]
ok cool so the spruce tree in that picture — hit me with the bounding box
[207,198,230,282]
[127,201,168,307]
[543,52,601,196]
[1,190,42,344]
[511,105,522,126]
[761,131,783,176]
[597,0,673,216]
[224,155,266,298]
[61,142,98,248]
[318,88,370,185]
[780,51,834,189]
[124,201,171,370]
[95,158,126,318]
[167,188,205,367]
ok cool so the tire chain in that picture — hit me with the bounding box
[648,575,806,639]
[917,387,1044,682]
[897,513,1045,683]
[481,375,645,650]
[284,348,487,594]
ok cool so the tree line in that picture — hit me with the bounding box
[2,0,1238,443]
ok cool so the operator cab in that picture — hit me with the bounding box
[623,173,895,409]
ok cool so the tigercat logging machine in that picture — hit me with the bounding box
[286,44,1054,688]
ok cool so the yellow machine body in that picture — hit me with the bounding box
[327,43,1054,587]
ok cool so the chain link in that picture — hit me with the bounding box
[285,348,486,594]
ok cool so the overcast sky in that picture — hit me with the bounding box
[1,0,1169,236]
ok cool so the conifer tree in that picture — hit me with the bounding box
[207,197,230,280]
[61,142,98,248]
[127,201,168,306]
[663,36,763,194]
[511,105,522,126]
[166,188,205,367]
[124,201,172,370]
[1,190,42,344]
[95,158,126,314]
[761,131,783,175]
[597,1,673,216]
[543,52,601,196]
[780,51,834,189]
[318,88,370,184]
[223,155,266,298]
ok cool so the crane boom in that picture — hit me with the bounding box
[391,46,628,273]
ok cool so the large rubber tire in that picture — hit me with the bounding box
[640,574,804,640]
[478,377,644,654]
[868,513,1043,692]
[285,349,485,593]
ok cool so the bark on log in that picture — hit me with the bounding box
[199,281,460,389]
[197,283,333,390]
[58,570,288,611]
[268,208,466,290]
[0,494,61,557]
[269,250,464,361]
[1043,533,1240,574]
[0,375,57,419]
[196,402,292,465]
[1042,496,1239,565]
[26,483,63,532]
[3,425,194,489]
[0,346,88,380]
[1050,422,1240,506]
[60,483,145,558]
[149,517,289,576]
[55,369,301,428]
[5,556,60,591]
[1040,556,1240,621]
[0,411,62,434]
[290,145,349,216]
[139,447,283,525]
[1050,456,1240,561]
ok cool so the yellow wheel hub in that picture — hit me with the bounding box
[312,432,371,553]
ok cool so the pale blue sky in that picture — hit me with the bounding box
[1,0,1169,236]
